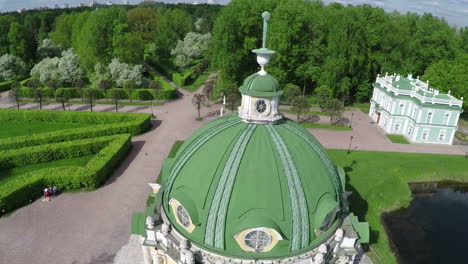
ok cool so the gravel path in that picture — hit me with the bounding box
[0,76,220,264]
[306,109,468,155]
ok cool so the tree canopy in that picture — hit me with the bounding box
[210,0,467,105]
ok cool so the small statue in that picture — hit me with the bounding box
[334,228,344,242]
[161,223,170,236]
[146,216,154,229]
[313,252,324,264]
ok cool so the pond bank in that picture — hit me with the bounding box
[382,181,468,264]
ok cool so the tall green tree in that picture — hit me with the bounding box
[8,23,26,61]
[0,16,15,56]
[75,8,126,69]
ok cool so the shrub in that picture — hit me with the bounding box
[155,89,177,100]
[0,109,151,150]
[107,88,129,99]
[0,134,131,213]
[85,88,105,99]
[172,70,192,86]
[132,89,154,100]
[0,80,14,92]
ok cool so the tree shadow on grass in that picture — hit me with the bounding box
[344,160,380,244]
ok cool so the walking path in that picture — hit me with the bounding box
[0,76,220,264]
[279,106,468,155]
[305,109,468,155]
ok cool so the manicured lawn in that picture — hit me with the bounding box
[349,103,370,114]
[386,134,410,144]
[300,122,352,130]
[328,150,468,264]
[0,120,89,139]
[0,156,93,183]
[181,72,210,92]
[455,131,468,141]
[154,76,176,93]
[281,108,331,116]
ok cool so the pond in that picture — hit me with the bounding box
[382,181,468,264]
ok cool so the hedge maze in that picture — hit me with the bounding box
[0,109,152,214]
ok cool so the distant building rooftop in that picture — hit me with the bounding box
[374,73,463,109]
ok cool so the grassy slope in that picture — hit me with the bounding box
[281,108,332,116]
[0,156,93,183]
[300,122,352,130]
[386,134,410,144]
[328,149,468,263]
[181,72,210,92]
[349,103,370,114]
[0,121,89,139]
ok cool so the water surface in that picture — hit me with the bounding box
[383,183,468,264]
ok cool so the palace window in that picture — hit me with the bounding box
[439,132,446,141]
[422,131,429,140]
[443,112,451,125]
[399,103,404,115]
[394,122,400,132]
[408,125,413,136]
[412,107,417,120]
[426,112,433,124]
[255,100,267,113]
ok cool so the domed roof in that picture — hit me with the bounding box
[239,73,283,97]
[160,113,344,259]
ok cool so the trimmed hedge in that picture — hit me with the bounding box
[18,85,175,101]
[0,109,151,150]
[130,88,177,101]
[172,70,192,86]
[20,87,95,99]
[0,134,131,213]
[0,80,14,92]
[132,89,154,100]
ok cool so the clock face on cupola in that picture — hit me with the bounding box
[237,11,283,124]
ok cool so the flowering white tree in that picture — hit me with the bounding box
[0,54,27,81]
[58,49,83,85]
[171,32,211,69]
[37,39,61,59]
[108,58,144,87]
[30,49,83,86]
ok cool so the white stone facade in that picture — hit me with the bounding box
[139,209,366,264]
[369,73,463,145]
[238,94,282,124]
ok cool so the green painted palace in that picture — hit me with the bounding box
[369,74,463,145]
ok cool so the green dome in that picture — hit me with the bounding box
[239,73,283,97]
[160,114,344,259]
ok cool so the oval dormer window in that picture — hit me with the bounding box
[234,227,283,253]
[320,207,339,232]
[255,100,267,113]
[244,229,272,252]
[169,198,195,233]
[176,204,191,228]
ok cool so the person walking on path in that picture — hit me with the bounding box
[44,188,51,201]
